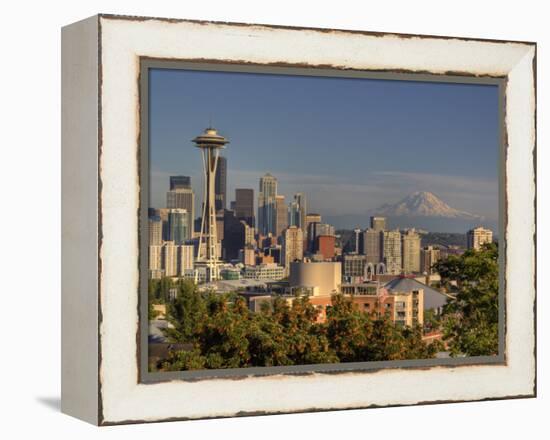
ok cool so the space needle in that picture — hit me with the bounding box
[192,127,229,283]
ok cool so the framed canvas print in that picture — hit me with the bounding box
[61,14,536,425]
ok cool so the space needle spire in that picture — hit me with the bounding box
[192,127,229,283]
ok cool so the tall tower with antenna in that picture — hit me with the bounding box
[192,127,230,283]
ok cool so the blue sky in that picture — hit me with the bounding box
[149,68,499,227]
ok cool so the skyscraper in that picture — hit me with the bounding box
[258,173,277,236]
[308,222,335,241]
[402,229,421,273]
[166,187,194,239]
[467,226,493,250]
[363,229,383,264]
[288,193,307,233]
[167,209,189,244]
[296,193,307,231]
[169,175,191,190]
[370,216,387,231]
[215,156,227,211]
[353,228,363,254]
[383,229,402,275]
[283,226,304,271]
[305,213,321,246]
[222,210,247,261]
[288,199,300,228]
[235,188,254,226]
[275,195,288,238]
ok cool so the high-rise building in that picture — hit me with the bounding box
[317,223,335,237]
[258,173,278,236]
[353,228,363,254]
[152,242,195,278]
[420,246,441,274]
[222,210,246,261]
[240,247,256,266]
[148,216,163,246]
[307,222,335,252]
[288,193,307,233]
[275,195,288,238]
[304,213,321,245]
[214,156,227,211]
[363,229,383,264]
[296,193,307,232]
[166,187,194,240]
[216,213,225,242]
[288,199,300,228]
[243,221,255,247]
[315,235,336,260]
[283,226,304,271]
[370,216,387,231]
[155,208,170,241]
[167,209,189,244]
[178,245,195,274]
[163,241,179,277]
[305,213,321,231]
[264,246,282,264]
[467,226,493,250]
[235,188,254,226]
[169,175,191,190]
[383,229,402,275]
[149,245,163,272]
[402,229,421,273]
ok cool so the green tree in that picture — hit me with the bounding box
[159,282,438,371]
[325,294,373,362]
[163,279,207,343]
[434,243,499,356]
[148,277,174,303]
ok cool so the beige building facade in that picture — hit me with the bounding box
[467,226,493,250]
[383,229,402,275]
[402,229,421,274]
[283,226,303,271]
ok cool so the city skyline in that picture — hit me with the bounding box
[149,68,499,228]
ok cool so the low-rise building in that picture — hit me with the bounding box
[343,254,367,280]
[305,288,423,326]
[243,263,286,281]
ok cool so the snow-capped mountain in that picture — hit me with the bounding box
[375,191,482,220]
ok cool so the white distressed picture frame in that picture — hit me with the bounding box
[61,14,536,425]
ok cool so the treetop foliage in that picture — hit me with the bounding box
[151,279,440,371]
